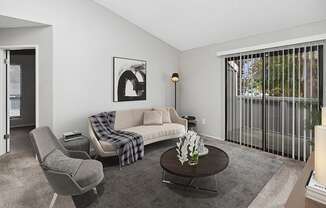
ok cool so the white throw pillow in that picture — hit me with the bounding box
[143,111,163,125]
[154,108,172,123]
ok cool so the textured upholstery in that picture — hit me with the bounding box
[96,123,186,152]
[73,160,104,187]
[43,149,82,176]
[153,107,172,123]
[125,123,185,141]
[99,140,117,152]
[89,107,187,157]
[29,126,67,163]
[143,110,163,125]
[29,127,104,196]
[114,108,150,130]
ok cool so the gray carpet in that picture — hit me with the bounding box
[73,139,283,208]
[0,127,75,208]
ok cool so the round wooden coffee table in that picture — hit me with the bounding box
[160,145,229,192]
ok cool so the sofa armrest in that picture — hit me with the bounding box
[169,108,188,131]
[88,121,112,157]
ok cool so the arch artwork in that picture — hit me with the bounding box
[113,57,147,102]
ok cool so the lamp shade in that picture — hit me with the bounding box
[171,73,179,82]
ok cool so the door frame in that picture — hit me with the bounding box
[0,45,39,153]
[0,49,6,155]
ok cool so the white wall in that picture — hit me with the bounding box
[0,27,53,128]
[180,20,326,139]
[0,0,180,136]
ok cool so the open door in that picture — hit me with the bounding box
[0,49,10,156]
[5,50,10,153]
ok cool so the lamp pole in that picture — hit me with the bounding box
[171,72,179,111]
[174,81,177,110]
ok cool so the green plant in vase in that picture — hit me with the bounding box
[187,131,200,166]
[189,150,199,166]
[176,131,200,166]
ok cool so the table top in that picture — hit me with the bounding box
[182,115,196,121]
[59,135,90,146]
[160,145,229,178]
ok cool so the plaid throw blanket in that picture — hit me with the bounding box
[89,111,144,166]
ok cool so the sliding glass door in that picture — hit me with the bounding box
[226,43,323,161]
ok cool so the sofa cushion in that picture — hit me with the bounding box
[42,149,82,176]
[114,108,151,130]
[143,111,163,125]
[98,123,186,152]
[124,123,185,141]
[161,123,186,136]
[154,108,171,123]
[73,159,104,187]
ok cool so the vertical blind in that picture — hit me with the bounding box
[225,42,324,161]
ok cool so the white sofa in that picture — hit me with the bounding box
[88,107,187,157]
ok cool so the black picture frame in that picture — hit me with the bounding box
[113,57,147,102]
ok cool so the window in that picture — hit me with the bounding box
[226,44,323,161]
[9,65,21,117]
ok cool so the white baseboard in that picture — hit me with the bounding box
[198,133,225,141]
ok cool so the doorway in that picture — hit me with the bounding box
[0,49,36,155]
[9,49,36,154]
[225,43,323,161]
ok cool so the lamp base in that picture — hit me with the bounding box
[306,171,326,205]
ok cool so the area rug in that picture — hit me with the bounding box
[73,139,283,208]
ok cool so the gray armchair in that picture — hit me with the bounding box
[29,126,104,208]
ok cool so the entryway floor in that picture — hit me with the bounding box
[10,126,35,155]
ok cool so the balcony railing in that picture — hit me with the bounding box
[227,95,318,160]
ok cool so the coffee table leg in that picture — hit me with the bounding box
[188,178,195,186]
[161,169,218,193]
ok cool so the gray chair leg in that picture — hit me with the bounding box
[92,187,98,194]
[49,193,58,208]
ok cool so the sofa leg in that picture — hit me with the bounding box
[116,150,122,170]
[49,193,58,208]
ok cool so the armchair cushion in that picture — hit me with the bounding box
[43,149,83,176]
[73,160,104,187]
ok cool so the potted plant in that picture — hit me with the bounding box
[176,131,200,166]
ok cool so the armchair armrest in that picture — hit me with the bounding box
[43,169,83,195]
[169,108,188,131]
[67,150,91,159]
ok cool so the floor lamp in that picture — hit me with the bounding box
[171,73,179,110]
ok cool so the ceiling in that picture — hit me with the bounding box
[94,0,326,51]
[0,15,45,28]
